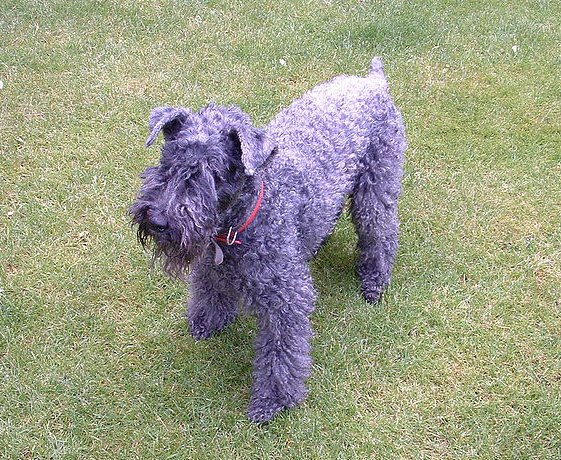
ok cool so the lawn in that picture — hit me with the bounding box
[1,0,560,458]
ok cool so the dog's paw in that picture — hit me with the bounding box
[189,322,214,341]
[362,286,383,304]
[248,397,286,423]
[248,385,307,423]
[188,309,237,341]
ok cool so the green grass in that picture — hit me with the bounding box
[1,0,560,458]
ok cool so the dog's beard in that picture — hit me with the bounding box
[145,244,192,281]
[157,249,193,281]
[137,227,209,281]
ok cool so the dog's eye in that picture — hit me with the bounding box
[154,225,167,233]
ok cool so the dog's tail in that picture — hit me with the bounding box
[368,56,386,78]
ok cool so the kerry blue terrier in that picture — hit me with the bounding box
[130,57,407,422]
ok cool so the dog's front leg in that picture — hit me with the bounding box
[247,262,316,423]
[187,258,240,341]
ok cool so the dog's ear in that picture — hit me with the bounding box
[233,124,276,175]
[146,107,190,147]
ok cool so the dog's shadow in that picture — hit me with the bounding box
[139,312,256,425]
[311,215,361,302]
[308,223,378,320]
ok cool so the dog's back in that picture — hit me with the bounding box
[266,56,391,157]
[262,57,405,258]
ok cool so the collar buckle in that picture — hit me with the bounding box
[225,227,239,246]
[215,181,265,247]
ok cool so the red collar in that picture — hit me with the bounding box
[215,181,265,245]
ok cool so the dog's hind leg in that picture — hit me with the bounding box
[351,107,406,303]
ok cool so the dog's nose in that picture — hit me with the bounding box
[154,224,168,233]
[148,210,168,230]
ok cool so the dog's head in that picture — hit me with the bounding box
[130,104,275,277]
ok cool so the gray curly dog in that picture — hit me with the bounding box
[130,57,407,422]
